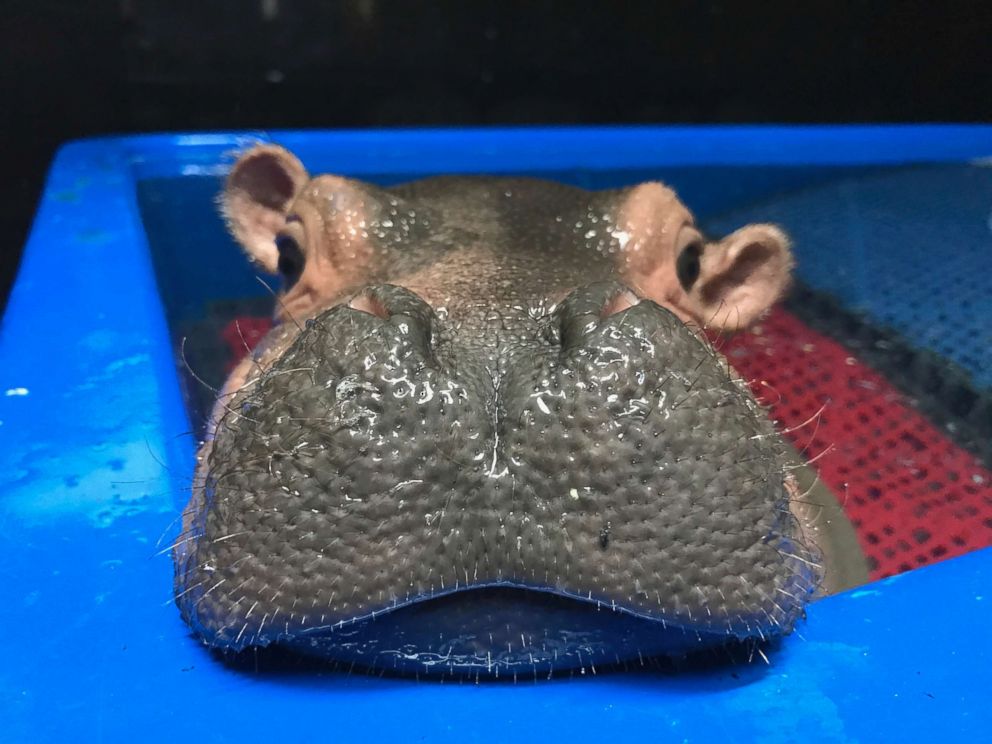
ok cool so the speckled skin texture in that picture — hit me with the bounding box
[174,156,821,676]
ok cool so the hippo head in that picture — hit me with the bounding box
[173,144,820,677]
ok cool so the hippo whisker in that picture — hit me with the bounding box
[210,531,252,545]
[194,578,229,606]
[170,579,207,604]
[800,444,835,467]
[265,366,322,380]
[212,403,264,430]
[254,275,304,333]
[179,336,222,396]
[154,504,200,549]
[153,533,201,558]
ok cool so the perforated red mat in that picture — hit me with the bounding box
[719,308,992,579]
[220,316,273,375]
[221,308,992,581]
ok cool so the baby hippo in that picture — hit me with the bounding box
[174,144,829,678]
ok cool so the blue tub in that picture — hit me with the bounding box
[2,127,990,742]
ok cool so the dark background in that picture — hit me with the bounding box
[3,1,991,314]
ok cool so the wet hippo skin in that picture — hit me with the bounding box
[173,145,868,677]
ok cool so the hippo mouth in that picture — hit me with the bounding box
[266,581,808,678]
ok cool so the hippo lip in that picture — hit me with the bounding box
[286,573,809,640]
[240,582,801,678]
[180,524,817,678]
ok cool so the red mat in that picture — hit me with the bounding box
[720,308,992,579]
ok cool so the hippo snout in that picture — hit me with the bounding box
[174,282,819,676]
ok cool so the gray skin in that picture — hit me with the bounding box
[173,145,868,678]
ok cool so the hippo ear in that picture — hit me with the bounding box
[220,144,310,273]
[689,224,794,331]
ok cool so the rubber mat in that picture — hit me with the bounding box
[706,164,992,389]
[719,308,992,579]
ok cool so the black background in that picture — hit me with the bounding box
[3,1,991,314]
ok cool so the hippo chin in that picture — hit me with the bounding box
[173,144,826,677]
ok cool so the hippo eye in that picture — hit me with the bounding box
[275,234,305,286]
[676,241,702,291]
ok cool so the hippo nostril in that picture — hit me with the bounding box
[342,284,438,360]
[599,289,640,319]
[348,292,391,320]
[557,282,642,349]
[344,285,437,326]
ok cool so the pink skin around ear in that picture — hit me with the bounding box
[614,183,714,326]
[221,145,310,273]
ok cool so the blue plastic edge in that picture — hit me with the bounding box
[116,124,992,178]
[1,126,990,743]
